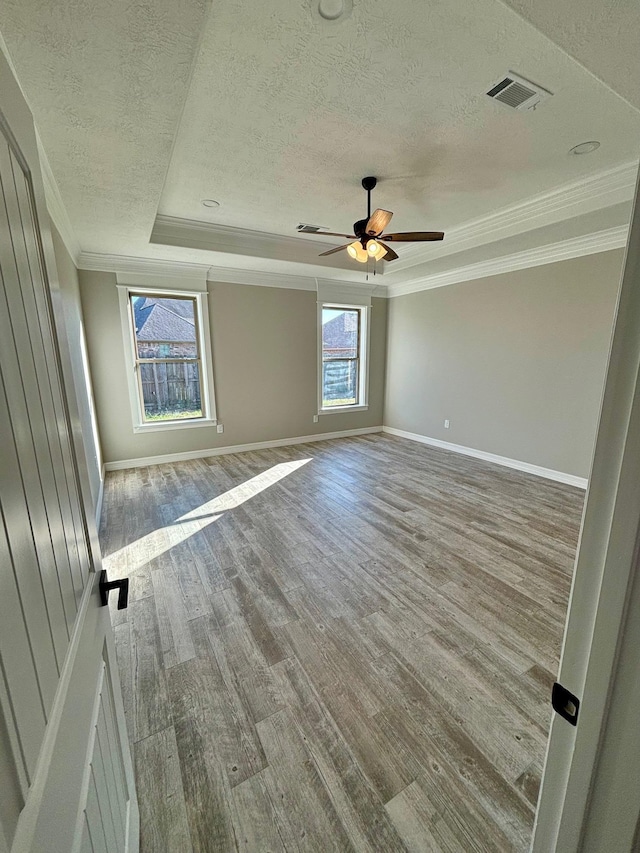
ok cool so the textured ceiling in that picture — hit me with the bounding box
[499,0,640,112]
[0,0,210,254]
[159,0,640,242]
[0,0,638,280]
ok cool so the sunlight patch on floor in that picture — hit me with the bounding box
[103,458,312,573]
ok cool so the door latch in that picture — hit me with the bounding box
[99,570,129,610]
[552,682,580,726]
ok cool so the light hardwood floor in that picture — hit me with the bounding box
[101,433,584,852]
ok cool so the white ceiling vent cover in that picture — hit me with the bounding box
[486,72,552,111]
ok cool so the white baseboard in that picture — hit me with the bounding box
[103,426,383,471]
[95,464,105,527]
[382,426,588,489]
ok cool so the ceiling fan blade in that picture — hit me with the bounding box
[382,231,444,242]
[303,231,356,238]
[366,209,393,236]
[319,243,351,257]
[379,242,399,261]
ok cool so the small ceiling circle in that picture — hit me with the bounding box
[201,198,220,207]
[316,0,352,22]
[569,141,600,156]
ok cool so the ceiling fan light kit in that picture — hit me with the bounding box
[301,176,444,264]
[367,239,387,261]
[347,241,368,262]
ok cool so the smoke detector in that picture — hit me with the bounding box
[486,72,552,111]
[314,0,353,23]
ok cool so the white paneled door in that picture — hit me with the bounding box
[0,48,138,853]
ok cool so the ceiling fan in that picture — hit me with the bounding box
[301,176,444,263]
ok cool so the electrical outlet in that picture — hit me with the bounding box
[216,424,224,434]
[444,419,450,429]
[313,415,319,423]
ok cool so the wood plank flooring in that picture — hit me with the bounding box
[100,433,584,852]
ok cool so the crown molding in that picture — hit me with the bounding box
[150,214,372,274]
[75,223,625,299]
[77,252,388,296]
[37,132,81,262]
[153,214,322,252]
[387,225,629,298]
[77,251,211,279]
[208,266,387,296]
[76,162,637,298]
[41,154,637,296]
[391,160,638,274]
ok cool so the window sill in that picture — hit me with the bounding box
[133,418,217,434]
[319,405,369,415]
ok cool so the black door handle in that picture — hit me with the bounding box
[99,570,129,610]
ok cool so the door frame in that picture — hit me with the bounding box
[532,161,640,850]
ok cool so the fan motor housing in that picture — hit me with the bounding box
[353,218,369,238]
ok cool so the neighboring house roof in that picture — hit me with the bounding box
[322,311,358,353]
[133,297,196,342]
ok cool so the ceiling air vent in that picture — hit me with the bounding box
[486,72,552,111]
[297,223,328,233]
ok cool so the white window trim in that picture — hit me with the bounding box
[117,284,217,433]
[317,300,370,415]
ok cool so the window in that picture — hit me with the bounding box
[319,304,369,412]
[118,286,216,432]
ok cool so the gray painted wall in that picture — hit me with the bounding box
[384,250,624,478]
[50,225,103,508]
[79,272,387,464]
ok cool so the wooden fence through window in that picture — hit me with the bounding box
[139,361,201,412]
